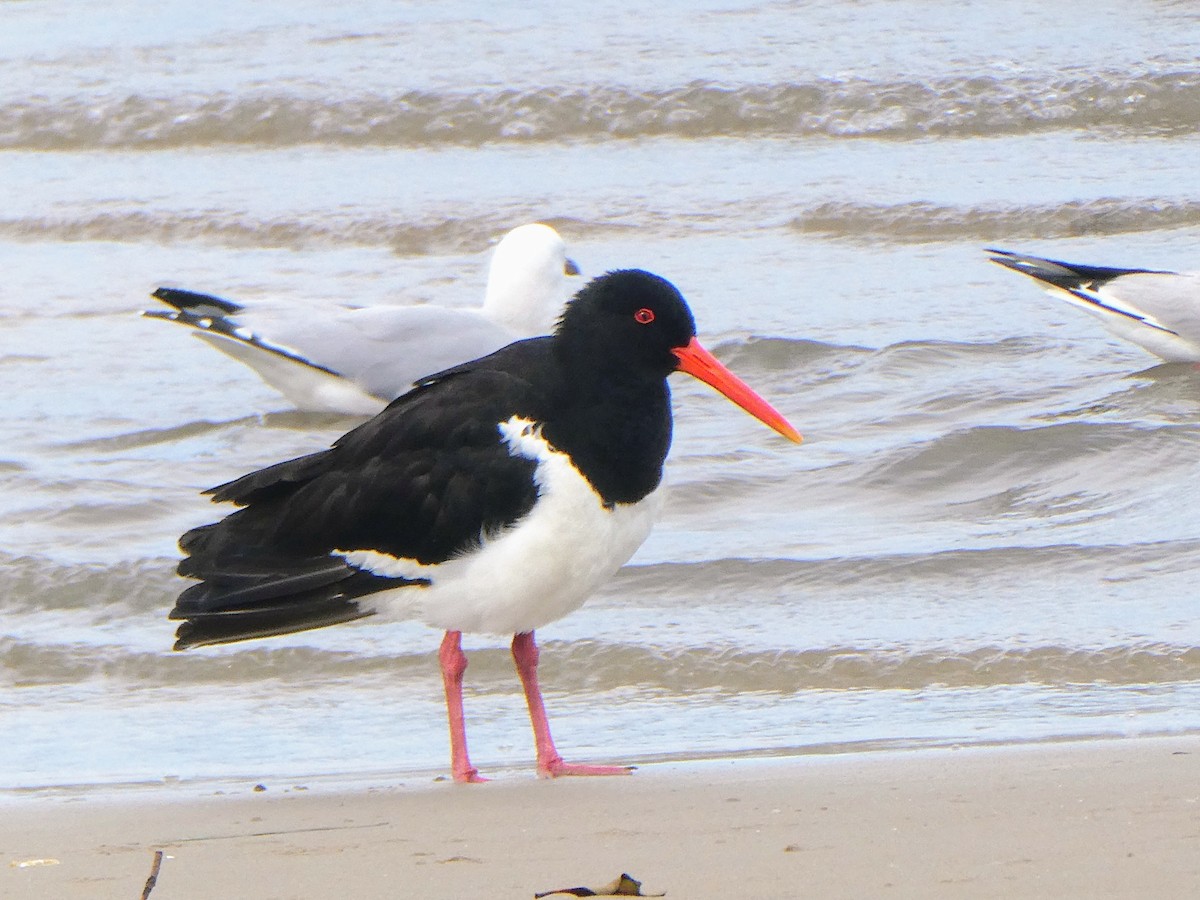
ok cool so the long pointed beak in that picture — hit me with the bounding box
[672,337,803,444]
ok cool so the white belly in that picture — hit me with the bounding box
[341,417,665,635]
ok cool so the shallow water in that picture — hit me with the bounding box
[3,0,1200,790]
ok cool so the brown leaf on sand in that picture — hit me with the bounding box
[534,872,664,897]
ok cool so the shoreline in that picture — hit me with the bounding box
[5,727,1194,804]
[4,733,1199,898]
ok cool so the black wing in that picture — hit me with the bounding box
[150,286,245,317]
[171,339,556,649]
[985,249,1171,291]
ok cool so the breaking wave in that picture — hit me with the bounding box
[6,632,1199,693]
[790,198,1200,242]
[6,70,1200,150]
[5,196,1198,253]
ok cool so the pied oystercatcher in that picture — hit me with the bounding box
[169,268,801,782]
[988,248,1200,362]
[146,224,580,414]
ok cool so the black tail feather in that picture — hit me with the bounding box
[172,557,359,609]
[170,564,425,649]
[173,597,375,650]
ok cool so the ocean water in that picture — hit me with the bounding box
[3,0,1200,791]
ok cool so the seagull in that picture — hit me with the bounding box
[169,269,802,782]
[146,223,581,415]
[987,248,1200,362]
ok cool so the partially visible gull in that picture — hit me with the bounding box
[146,223,581,414]
[988,247,1200,363]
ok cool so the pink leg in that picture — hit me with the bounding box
[511,631,633,778]
[439,631,486,783]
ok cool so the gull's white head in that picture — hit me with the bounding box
[482,223,580,336]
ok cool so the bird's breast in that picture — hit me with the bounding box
[346,415,665,635]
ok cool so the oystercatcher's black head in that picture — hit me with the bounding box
[555,269,697,377]
[556,269,802,443]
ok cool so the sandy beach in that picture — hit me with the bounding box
[4,735,1198,899]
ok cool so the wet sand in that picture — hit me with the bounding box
[4,735,1198,899]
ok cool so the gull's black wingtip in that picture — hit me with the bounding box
[151,286,244,316]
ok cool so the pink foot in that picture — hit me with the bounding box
[538,756,635,778]
[453,767,490,784]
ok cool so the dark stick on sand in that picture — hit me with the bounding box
[140,850,164,899]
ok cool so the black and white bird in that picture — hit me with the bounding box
[169,269,801,782]
[988,248,1200,362]
[146,223,580,415]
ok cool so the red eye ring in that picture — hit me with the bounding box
[634,307,655,324]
